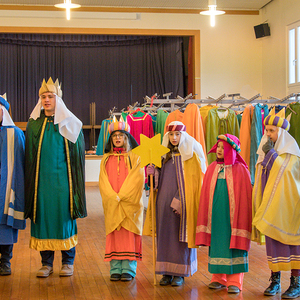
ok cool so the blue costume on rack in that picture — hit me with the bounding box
[0,94,26,276]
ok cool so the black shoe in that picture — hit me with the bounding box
[171,276,184,286]
[282,276,300,299]
[110,273,121,281]
[0,264,11,276]
[264,271,281,296]
[159,275,173,286]
[121,273,134,281]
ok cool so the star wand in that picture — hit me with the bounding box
[132,134,170,285]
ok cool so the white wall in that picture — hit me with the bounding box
[0,9,262,99]
[260,0,300,98]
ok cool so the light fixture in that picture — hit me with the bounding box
[55,0,81,20]
[200,0,225,27]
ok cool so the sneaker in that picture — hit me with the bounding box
[208,282,226,289]
[228,285,240,294]
[159,275,173,286]
[0,263,11,276]
[59,264,74,277]
[110,273,121,281]
[121,273,134,281]
[36,265,53,278]
[171,276,184,286]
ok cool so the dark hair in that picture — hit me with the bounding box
[164,142,178,164]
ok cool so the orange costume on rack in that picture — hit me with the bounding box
[182,103,207,161]
[239,104,255,168]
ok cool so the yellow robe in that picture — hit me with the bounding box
[252,153,300,245]
[144,152,203,248]
[99,151,144,236]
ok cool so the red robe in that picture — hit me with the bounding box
[195,161,252,251]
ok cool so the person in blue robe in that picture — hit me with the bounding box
[0,93,26,276]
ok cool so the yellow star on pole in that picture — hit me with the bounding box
[132,134,170,168]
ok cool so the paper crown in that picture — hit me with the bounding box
[108,121,130,134]
[264,107,290,131]
[217,134,241,153]
[166,121,186,132]
[0,93,9,111]
[39,77,63,98]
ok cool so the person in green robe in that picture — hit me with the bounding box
[25,78,87,278]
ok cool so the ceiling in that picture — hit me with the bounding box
[0,0,273,11]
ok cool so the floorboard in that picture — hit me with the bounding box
[0,186,289,299]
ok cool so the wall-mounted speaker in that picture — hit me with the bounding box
[254,23,271,39]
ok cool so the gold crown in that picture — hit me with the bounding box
[39,77,62,98]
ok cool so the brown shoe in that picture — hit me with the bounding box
[37,265,53,278]
[59,264,74,277]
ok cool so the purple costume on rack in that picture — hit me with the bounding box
[155,155,197,277]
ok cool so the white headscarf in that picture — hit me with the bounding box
[30,94,82,144]
[0,105,15,126]
[257,127,300,165]
[162,121,207,173]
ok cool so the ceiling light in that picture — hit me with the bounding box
[200,0,225,27]
[55,0,81,20]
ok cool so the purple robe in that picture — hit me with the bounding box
[155,155,197,277]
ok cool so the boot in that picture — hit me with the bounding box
[282,276,300,299]
[264,272,281,296]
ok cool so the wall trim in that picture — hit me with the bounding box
[0,5,259,15]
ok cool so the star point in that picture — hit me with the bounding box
[132,134,170,168]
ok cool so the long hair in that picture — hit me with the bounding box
[164,141,179,164]
[108,133,131,153]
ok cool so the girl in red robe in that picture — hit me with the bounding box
[195,134,252,294]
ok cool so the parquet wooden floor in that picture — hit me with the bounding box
[0,186,290,299]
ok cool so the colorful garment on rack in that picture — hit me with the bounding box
[150,114,156,135]
[249,104,269,185]
[155,109,169,142]
[96,118,113,155]
[199,105,217,135]
[182,103,207,160]
[236,113,242,126]
[286,102,300,147]
[239,104,255,168]
[163,110,184,134]
[126,112,154,144]
[205,108,240,165]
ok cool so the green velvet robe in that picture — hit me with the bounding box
[24,111,87,251]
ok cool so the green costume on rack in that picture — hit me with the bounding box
[25,111,87,251]
[205,108,240,165]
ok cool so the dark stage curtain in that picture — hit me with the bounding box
[0,34,185,127]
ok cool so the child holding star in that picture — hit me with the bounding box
[144,121,206,286]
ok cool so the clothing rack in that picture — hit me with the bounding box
[143,92,300,112]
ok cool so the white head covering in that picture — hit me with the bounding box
[0,94,15,126]
[0,104,15,126]
[30,94,82,144]
[162,121,207,173]
[257,127,300,165]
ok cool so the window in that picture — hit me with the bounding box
[288,21,300,92]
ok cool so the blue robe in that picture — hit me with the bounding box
[250,104,269,184]
[0,126,26,244]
